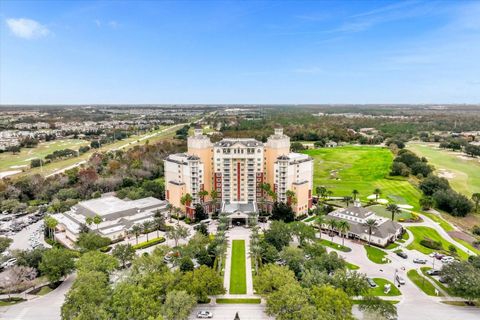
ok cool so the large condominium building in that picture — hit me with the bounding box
[164,128,313,220]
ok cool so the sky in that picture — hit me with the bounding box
[1,0,480,104]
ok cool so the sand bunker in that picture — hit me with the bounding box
[398,204,413,209]
[0,170,21,178]
[377,199,389,204]
[437,168,455,179]
[10,165,28,169]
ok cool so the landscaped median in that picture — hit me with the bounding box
[319,239,352,252]
[407,269,443,297]
[216,298,261,304]
[229,240,247,294]
[406,226,469,260]
[132,237,165,250]
[364,245,390,264]
[369,278,401,297]
[420,267,452,296]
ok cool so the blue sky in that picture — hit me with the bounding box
[1,0,479,104]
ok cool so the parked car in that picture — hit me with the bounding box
[413,258,427,264]
[366,278,377,288]
[439,276,448,283]
[434,253,445,260]
[396,275,406,285]
[441,256,455,263]
[197,311,213,319]
[396,251,408,259]
[426,269,440,276]
[0,258,17,270]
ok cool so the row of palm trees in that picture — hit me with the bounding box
[127,210,166,244]
[249,213,262,275]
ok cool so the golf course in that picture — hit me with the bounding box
[407,142,480,197]
[302,146,423,210]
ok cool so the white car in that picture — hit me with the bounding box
[197,311,213,318]
[441,256,455,263]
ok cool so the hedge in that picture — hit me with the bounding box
[420,238,442,250]
[133,237,166,250]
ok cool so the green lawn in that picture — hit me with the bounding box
[229,240,247,294]
[407,269,443,296]
[36,286,53,296]
[407,142,480,197]
[385,242,399,250]
[420,267,453,296]
[319,239,352,252]
[406,226,469,260]
[364,245,390,264]
[303,215,317,222]
[345,261,360,270]
[0,139,88,172]
[421,212,454,232]
[369,278,402,296]
[216,298,261,304]
[302,146,423,210]
[368,205,413,221]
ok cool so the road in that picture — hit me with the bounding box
[0,274,75,320]
[190,304,273,320]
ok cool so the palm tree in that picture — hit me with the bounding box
[44,215,58,239]
[198,190,208,203]
[142,221,153,242]
[85,216,93,228]
[153,210,165,238]
[337,220,350,246]
[285,190,297,207]
[131,224,142,245]
[210,189,219,214]
[343,196,353,207]
[386,204,401,221]
[364,218,378,246]
[166,203,173,223]
[472,193,480,212]
[180,193,193,215]
[93,215,102,231]
[316,186,327,200]
[373,188,382,201]
[419,196,434,211]
[326,219,338,242]
[352,189,359,201]
[166,225,190,247]
[315,214,326,240]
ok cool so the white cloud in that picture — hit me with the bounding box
[5,18,50,39]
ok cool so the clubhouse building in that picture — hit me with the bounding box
[164,128,313,221]
[326,203,403,247]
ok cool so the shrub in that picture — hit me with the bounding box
[132,237,165,250]
[472,225,480,236]
[419,238,442,250]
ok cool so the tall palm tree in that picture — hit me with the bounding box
[364,218,378,246]
[352,189,359,201]
[472,193,480,212]
[166,225,190,247]
[373,188,382,201]
[386,204,401,221]
[326,219,338,242]
[85,216,93,228]
[93,215,102,231]
[131,224,142,245]
[315,214,326,240]
[316,186,327,200]
[210,189,219,214]
[142,221,153,242]
[285,190,297,206]
[166,203,173,223]
[337,220,350,246]
[198,190,208,203]
[180,193,193,211]
[44,215,58,239]
[343,196,353,207]
[153,210,165,238]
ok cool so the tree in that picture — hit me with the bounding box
[309,285,354,320]
[286,190,297,207]
[279,246,305,277]
[14,247,47,271]
[364,219,378,246]
[142,220,153,242]
[166,225,190,247]
[39,248,76,283]
[264,221,292,251]
[179,257,194,272]
[271,201,295,222]
[419,175,450,196]
[386,204,400,221]
[194,203,208,222]
[315,214,326,240]
[44,215,58,239]
[210,189,219,214]
[352,190,359,201]
[472,193,480,212]
[290,222,316,246]
[419,196,434,210]
[76,250,118,275]
[326,219,338,242]
[162,290,196,320]
[0,266,36,296]
[266,283,317,320]
[358,296,397,320]
[254,264,297,295]
[0,237,12,254]
[112,244,136,268]
[178,265,225,302]
[343,196,353,207]
[77,232,111,252]
[180,193,193,212]
[336,220,350,246]
[198,190,208,203]
[373,188,382,201]
[61,271,111,320]
[93,214,102,231]
[442,261,480,303]
[131,224,142,245]
[153,211,166,238]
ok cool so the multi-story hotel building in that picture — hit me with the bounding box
[164,128,313,219]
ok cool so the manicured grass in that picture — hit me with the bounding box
[345,261,360,270]
[421,212,454,232]
[303,215,317,222]
[319,239,352,252]
[420,267,452,296]
[216,298,261,304]
[229,240,247,294]
[407,142,480,197]
[0,297,26,306]
[369,278,402,296]
[451,237,480,255]
[407,269,443,296]
[369,205,413,221]
[406,226,468,260]
[364,245,390,264]
[302,146,422,210]
[36,286,53,296]
[385,242,399,250]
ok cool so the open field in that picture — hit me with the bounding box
[407,142,480,197]
[302,146,423,210]
[406,226,469,260]
[11,124,181,178]
[0,139,88,173]
[229,240,247,294]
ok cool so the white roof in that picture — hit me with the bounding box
[77,196,137,217]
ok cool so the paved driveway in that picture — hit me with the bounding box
[190,303,273,320]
